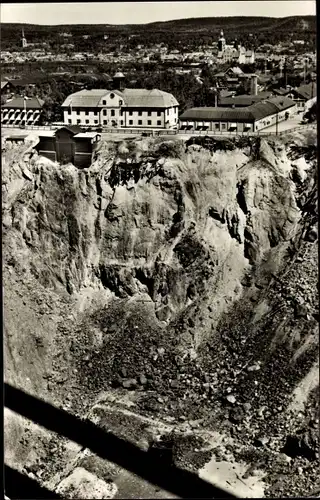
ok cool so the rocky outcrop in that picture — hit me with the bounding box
[3,135,309,325]
[3,130,318,499]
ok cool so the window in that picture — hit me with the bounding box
[138,120,142,125]
[103,120,107,124]
[94,120,98,124]
[157,120,161,126]
[129,111,133,116]
[103,110,107,116]
[120,120,123,125]
[85,119,89,124]
[85,111,89,115]
[110,93,115,99]
[138,111,142,116]
[68,119,71,124]
[221,123,226,129]
[77,119,81,124]
[119,100,123,105]
[157,111,161,116]
[111,110,115,116]
[77,111,80,115]
[148,120,152,125]
[129,120,133,125]
[148,111,152,116]
[120,110,124,116]
[215,123,219,129]
[102,100,106,105]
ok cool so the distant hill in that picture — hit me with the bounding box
[1,15,316,34]
[146,15,316,33]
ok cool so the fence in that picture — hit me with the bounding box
[1,123,54,130]
[2,123,316,138]
[90,124,316,138]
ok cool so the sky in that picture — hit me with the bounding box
[1,1,316,25]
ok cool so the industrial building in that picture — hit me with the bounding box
[61,72,179,129]
[35,126,101,168]
[287,82,317,112]
[1,96,44,126]
[179,97,297,133]
[218,91,274,108]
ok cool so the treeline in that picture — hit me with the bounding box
[1,16,316,52]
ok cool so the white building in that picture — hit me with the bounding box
[179,96,297,133]
[217,30,255,65]
[62,79,179,129]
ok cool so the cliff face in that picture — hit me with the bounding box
[3,130,318,498]
[2,135,308,321]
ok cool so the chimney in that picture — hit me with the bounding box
[251,74,258,96]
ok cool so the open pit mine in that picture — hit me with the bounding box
[3,130,319,499]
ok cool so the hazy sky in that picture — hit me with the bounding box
[1,1,316,25]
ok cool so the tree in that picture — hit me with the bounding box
[303,102,317,123]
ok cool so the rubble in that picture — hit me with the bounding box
[3,132,318,498]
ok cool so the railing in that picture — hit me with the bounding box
[4,383,235,499]
[1,123,54,130]
[2,123,316,137]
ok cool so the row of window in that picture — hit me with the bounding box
[68,109,163,117]
[68,119,163,126]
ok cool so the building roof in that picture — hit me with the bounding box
[122,88,179,108]
[226,67,243,75]
[219,89,234,98]
[1,81,10,90]
[38,131,56,138]
[238,73,259,79]
[273,87,290,96]
[2,96,44,109]
[60,125,83,134]
[5,134,28,140]
[74,132,100,139]
[62,88,179,109]
[219,92,273,107]
[180,107,255,122]
[62,89,109,108]
[114,71,125,78]
[180,97,295,122]
[292,82,317,100]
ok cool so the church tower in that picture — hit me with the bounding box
[218,30,226,52]
[22,28,27,48]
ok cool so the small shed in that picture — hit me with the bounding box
[73,132,101,168]
[36,126,100,167]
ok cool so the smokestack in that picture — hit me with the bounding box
[251,75,258,96]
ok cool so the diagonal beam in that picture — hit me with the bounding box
[4,383,236,499]
[4,465,61,499]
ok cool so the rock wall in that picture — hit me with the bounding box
[3,131,318,498]
[2,135,309,326]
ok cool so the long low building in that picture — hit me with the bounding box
[179,97,297,133]
[62,84,179,129]
[1,96,44,126]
